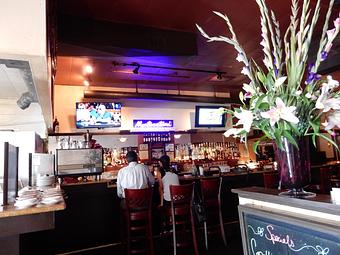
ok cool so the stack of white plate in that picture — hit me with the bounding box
[40,188,64,205]
[331,188,340,204]
[36,174,55,187]
[14,189,40,208]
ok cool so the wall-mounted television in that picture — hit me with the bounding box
[76,102,121,129]
[195,105,226,128]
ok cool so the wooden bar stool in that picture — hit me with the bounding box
[124,188,154,255]
[169,183,198,255]
[200,177,227,250]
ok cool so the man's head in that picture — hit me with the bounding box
[98,104,107,116]
[126,151,138,163]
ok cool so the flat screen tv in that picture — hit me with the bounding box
[76,102,121,129]
[195,106,226,128]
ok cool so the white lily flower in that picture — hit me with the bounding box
[241,67,250,76]
[223,128,243,138]
[236,53,245,63]
[260,39,267,48]
[323,111,340,130]
[326,75,339,89]
[243,83,256,98]
[234,108,254,132]
[317,98,340,112]
[260,97,299,126]
[316,77,340,111]
[274,76,287,87]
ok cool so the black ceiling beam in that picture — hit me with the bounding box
[84,90,238,104]
[58,14,197,56]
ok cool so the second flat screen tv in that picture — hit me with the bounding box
[76,102,121,129]
[195,106,226,128]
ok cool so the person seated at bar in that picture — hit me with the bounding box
[117,151,155,199]
[156,155,179,206]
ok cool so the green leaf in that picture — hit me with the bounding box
[252,135,268,155]
[312,134,317,147]
[309,120,320,133]
[257,71,266,84]
[283,130,298,149]
[255,94,268,110]
[257,102,270,110]
[274,130,283,150]
[317,133,339,151]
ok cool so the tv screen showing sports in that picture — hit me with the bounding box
[76,102,121,129]
[195,106,226,128]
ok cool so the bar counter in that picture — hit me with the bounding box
[0,200,66,255]
[232,187,340,254]
[20,169,274,254]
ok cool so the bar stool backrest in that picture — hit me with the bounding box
[169,183,198,255]
[125,188,153,212]
[170,183,194,210]
[200,177,227,248]
[124,188,154,255]
[200,177,221,204]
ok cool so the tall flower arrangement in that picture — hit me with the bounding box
[197,0,340,151]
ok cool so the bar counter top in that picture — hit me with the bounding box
[0,201,66,218]
[232,186,340,220]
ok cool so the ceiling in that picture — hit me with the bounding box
[55,0,340,102]
[0,0,52,137]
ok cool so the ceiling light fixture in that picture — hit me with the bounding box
[84,65,93,74]
[132,64,140,74]
[174,134,182,139]
[83,79,90,86]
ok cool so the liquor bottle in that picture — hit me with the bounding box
[53,117,59,133]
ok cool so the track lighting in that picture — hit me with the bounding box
[132,64,140,74]
[114,61,228,77]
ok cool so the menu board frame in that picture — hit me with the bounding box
[238,205,340,255]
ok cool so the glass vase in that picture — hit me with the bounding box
[275,137,315,198]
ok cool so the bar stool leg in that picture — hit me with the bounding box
[190,210,199,255]
[204,221,208,250]
[127,216,131,255]
[219,209,227,246]
[172,208,177,255]
[148,213,154,255]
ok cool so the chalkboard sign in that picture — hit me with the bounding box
[240,207,340,255]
